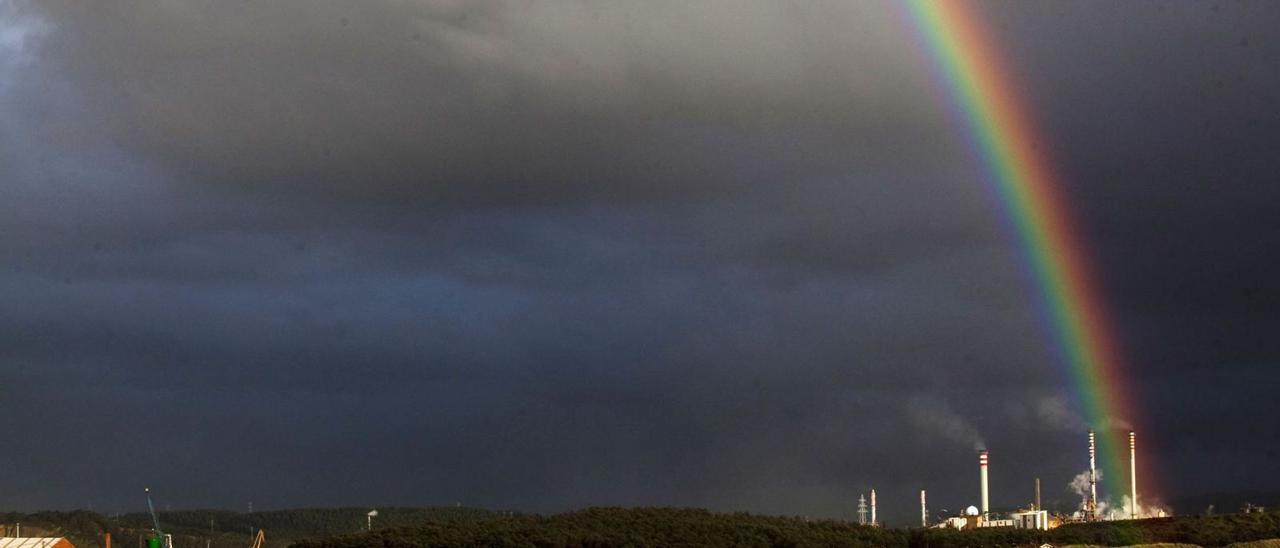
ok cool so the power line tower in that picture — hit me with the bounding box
[857,494,868,525]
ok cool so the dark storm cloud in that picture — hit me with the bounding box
[2,0,1279,523]
[29,1,947,206]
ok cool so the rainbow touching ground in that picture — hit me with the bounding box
[902,0,1142,502]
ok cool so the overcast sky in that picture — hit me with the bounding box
[1,0,1278,524]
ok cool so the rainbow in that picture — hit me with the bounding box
[902,1,1140,501]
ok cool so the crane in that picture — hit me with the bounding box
[145,488,171,548]
[249,530,264,548]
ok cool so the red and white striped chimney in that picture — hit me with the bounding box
[1129,431,1138,519]
[1088,430,1098,520]
[979,450,990,517]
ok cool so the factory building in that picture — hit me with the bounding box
[935,508,1051,531]
[933,506,982,530]
[1011,510,1050,530]
[930,449,1059,531]
[929,430,1142,530]
[0,539,75,548]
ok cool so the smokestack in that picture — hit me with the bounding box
[979,450,990,518]
[1035,477,1041,512]
[1088,430,1098,521]
[106,533,111,548]
[921,490,928,528]
[1130,431,1138,519]
[871,489,877,527]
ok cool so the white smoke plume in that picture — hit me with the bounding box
[1068,470,1171,520]
[1034,396,1133,433]
[907,395,985,451]
[1068,469,1094,497]
[1036,396,1085,432]
[1068,468,1102,519]
[1106,417,1135,431]
[1118,495,1172,520]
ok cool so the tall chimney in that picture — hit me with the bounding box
[106,533,112,548]
[1035,477,1041,512]
[1129,431,1138,519]
[979,450,990,518]
[871,489,878,527]
[1088,430,1098,520]
[921,490,928,528]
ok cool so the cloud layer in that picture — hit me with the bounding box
[1,0,1279,522]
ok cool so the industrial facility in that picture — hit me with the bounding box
[918,429,1147,531]
[0,538,75,548]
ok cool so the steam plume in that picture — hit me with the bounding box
[907,395,985,450]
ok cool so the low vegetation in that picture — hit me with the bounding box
[292,507,1280,548]
[3,506,1279,548]
[291,507,898,548]
[0,507,502,548]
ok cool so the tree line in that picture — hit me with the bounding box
[289,506,1280,548]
